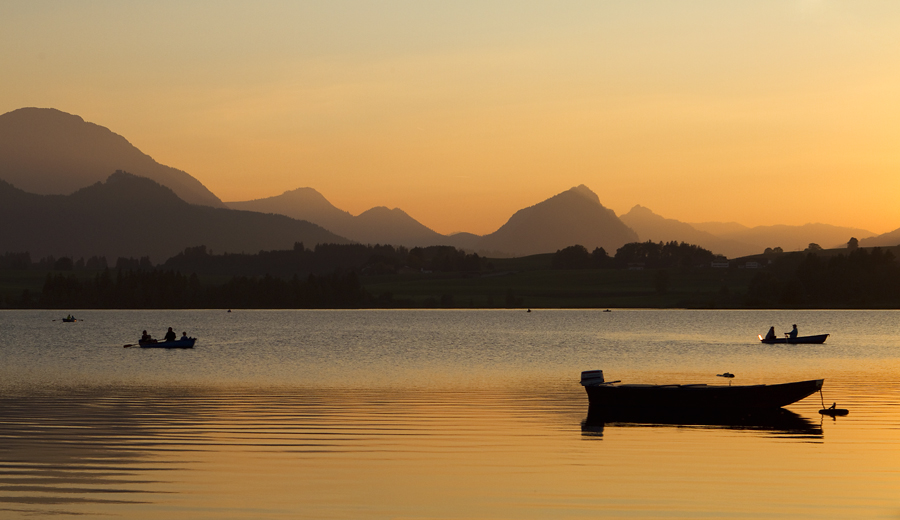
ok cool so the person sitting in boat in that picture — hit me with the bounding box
[764,326,776,341]
[787,324,798,339]
[164,327,177,342]
[181,331,188,340]
[141,330,152,341]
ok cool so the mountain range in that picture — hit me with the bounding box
[621,205,876,258]
[228,184,639,257]
[226,188,447,248]
[1,107,898,261]
[0,172,346,263]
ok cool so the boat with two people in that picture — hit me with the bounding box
[758,324,829,344]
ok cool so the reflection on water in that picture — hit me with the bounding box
[581,407,823,438]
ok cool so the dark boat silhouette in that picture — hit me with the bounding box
[138,338,196,349]
[759,333,829,344]
[580,370,823,412]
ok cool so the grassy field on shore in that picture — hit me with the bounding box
[361,266,759,309]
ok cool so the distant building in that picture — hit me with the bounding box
[744,261,760,269]
[711,261,729,269]
[627,262,645,271]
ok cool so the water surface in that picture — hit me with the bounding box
[1,309,898,518]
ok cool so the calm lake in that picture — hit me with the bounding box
[1,309,898,519]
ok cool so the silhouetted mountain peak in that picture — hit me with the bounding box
[479,185,638,257]
[570,184,601,204]
[357,206,413,219]
[0,107,225,207]
[624,204,655,217]
[72,170,188,208]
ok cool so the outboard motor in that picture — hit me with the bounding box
[580,369,605,386]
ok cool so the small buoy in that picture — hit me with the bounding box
[819,403,849,416]
[527,309,531,313]
[717,372,735,378]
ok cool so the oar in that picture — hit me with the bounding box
[124,344,135,348]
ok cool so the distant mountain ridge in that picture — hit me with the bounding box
[0,107,224,208]
[690,221,875,254]
[0,172,347,262]
[228,184,639,257]
[620,205,757,258]
[859,227,900,248]
[226,188,447,248]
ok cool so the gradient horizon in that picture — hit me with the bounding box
[2,1,898,236]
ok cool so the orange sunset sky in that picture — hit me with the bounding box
[2,2,898,236]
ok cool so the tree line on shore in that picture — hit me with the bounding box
[3,241,899,308]
[550,241,725,270]
[746,247,900,307]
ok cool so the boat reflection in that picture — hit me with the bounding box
[581,407,823,439]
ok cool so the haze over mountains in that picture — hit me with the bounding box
[620,205,756,259]
[688,221,876,255]
[1,107,898,261]
[622,205,876,258]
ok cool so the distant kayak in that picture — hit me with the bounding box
[138,338,196,349]
[62,317,76,322]
[759,334,829,344]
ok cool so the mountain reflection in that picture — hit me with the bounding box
[581,407,823,439]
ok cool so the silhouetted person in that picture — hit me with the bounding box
[764,326,776,341]
[164,327,176,342]
[181,331,188,340]
[787,324,798,339]
[141,330,152,341]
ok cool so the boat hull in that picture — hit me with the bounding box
[139,338,196,349]
[760,334,829,344]
[584,379,823,412]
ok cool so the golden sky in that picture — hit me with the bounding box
[2,1,899,236]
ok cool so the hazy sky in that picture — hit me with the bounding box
[2,1,898,235]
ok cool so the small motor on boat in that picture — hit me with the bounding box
[581,370,605,386]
